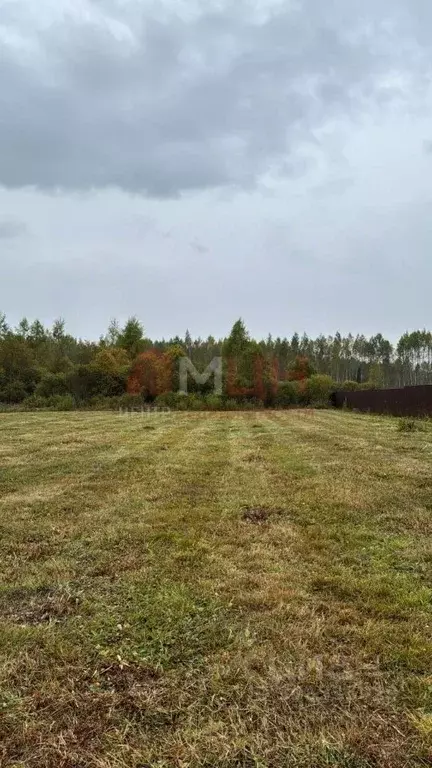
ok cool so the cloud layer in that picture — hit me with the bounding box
[1,0,430,196]
[1,0,432,341]
[0,217,28,239]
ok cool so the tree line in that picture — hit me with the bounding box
[0,312,430,409]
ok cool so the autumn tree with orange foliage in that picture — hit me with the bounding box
[287,355,315,382]
[127,345,185,399]
[127,350,174,398]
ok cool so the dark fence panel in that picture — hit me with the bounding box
[333,385,432,417]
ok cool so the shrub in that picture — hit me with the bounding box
[223,398,239,411]
[155,392,230,411]
[241,398,264,410]
[49,395,75,411]
[341,380,360,391]
[35,372,68,398]
[66,365,125,402]
[0,381,28,403]
[295,379,310,406]
[397,417,423,433]
[21,394,76,411]
[86,396,112,410]
[0,403,21,412]
[154,393,264,411]
[275,381,299,407]
[155,392,186,410]
[154,392,199,410]
[304,375,335,407]
[22,394,50,410]
[185,394,206,411]
[204,394,223,410]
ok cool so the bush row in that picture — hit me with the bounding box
[0,374,338,411]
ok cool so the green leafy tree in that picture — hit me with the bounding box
[305,374,335,406]
[223,319,249,358]
[185,329,192,355]
[0,337,39,401]
[29,320,47,345]
[93,348,130,376]
[290,333,300,357]
[0,312,8,339]
[275,381,299,406]
[35,372,68,398]
[223,320,255,398]
[52,318,66,341]
[106,318,121,347]
[118,317,146,358]
[16,317,30,339]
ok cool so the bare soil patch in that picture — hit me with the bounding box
[241,506,284,524]
[0,585,80,625]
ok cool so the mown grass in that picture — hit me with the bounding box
[0,410,431,767]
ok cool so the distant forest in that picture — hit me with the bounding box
[0,312,431,408]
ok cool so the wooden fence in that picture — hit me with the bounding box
[332,385,432,417]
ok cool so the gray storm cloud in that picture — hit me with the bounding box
[0,217,28,239]
[0,0,432,341]
[0,0,430,196]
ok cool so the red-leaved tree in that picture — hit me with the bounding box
[127,350,173,398]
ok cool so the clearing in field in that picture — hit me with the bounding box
[0,410,431,767]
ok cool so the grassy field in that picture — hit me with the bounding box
[0,410,431,768]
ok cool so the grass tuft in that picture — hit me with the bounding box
[397,417,424,432]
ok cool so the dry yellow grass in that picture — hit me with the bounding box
[0,410,431,767]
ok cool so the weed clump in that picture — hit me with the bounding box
[397,417,423,433]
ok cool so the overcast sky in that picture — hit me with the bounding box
[0,0,431,341]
